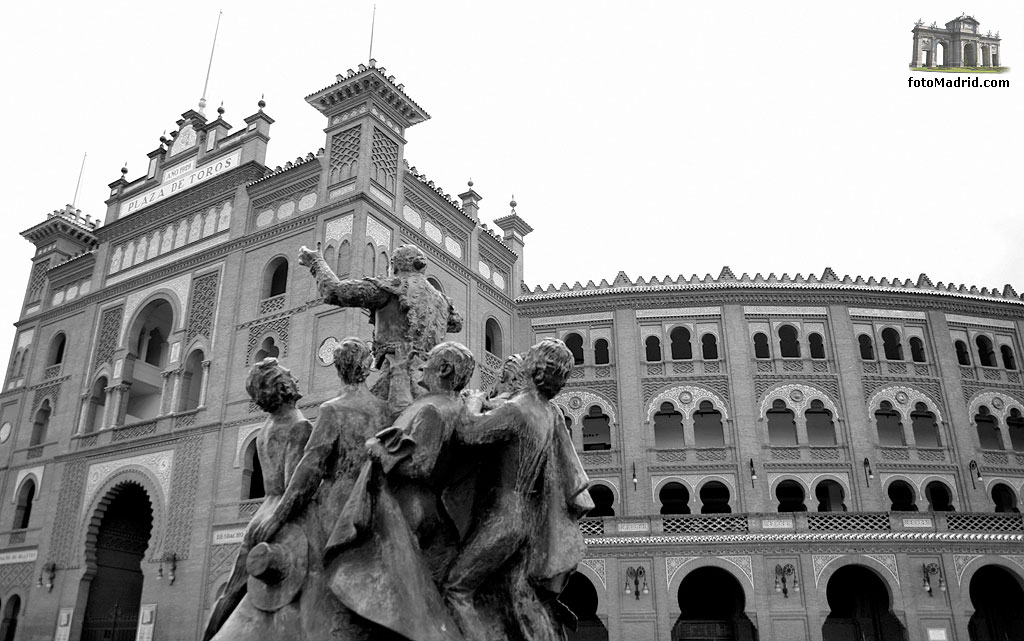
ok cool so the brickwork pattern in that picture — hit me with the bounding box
[371,128,399,192]
[329,126,360,184]
[93,306,124,372]
[49,459,88,567]
[186,271,219,344]
[165,435,204,558]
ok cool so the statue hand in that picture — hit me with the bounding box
[365,437,387,462]
[464,390,486,413]
[297,242,323,268]
[247,513,284,547]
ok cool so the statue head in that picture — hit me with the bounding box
[488,353,525,398]
[523,339,573,400]
[420,341,475,393]
[391,244,428,275]
[333,337,373,385]
[246,357,301,412]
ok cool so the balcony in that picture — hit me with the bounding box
[877,446,950,463]
[754,358,831,375]
[645,360,722,377]
[578,511,1024,539]
[568,363,617,381]
[258,293,287,316]
[0,526,41,547]
[861,360,935,377]
[578,449,622,468]
[959,365,1022,385]
[648,446,735,464]
[71,409,207,451]
[978,449,1024,466]
[766,445,847,462]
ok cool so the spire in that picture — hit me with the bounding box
[199,10,223,114]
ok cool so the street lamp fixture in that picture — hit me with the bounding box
[862,458,874,487]
[624,566,648,600]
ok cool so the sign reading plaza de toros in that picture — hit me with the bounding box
[118,149,241,218]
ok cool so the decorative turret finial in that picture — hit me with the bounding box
[159,130,169,145]
[258,94,266,111]
[217,101,225,116]
[121,163,128,177]
[509,196,517,214]
[467,178,474,188]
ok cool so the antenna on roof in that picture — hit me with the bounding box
[198,10,223,115]
[72,152,87,208]
[368,4,377,61]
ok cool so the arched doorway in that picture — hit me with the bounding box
[560,572,608,641]
[969,565,1024,640]
[674,566,758,641]
[82,483,154,641]
[822,565,905,641]
[964,42,977,66]
[0,595,21,641]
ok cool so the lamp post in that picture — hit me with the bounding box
[773,564,800,598]
[749,459,758,488]
[624,566,648,600]
[968,460,982,490]
[862,458,874,487]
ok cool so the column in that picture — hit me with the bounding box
[681,415,695,449]
[911,36,920,67]
[111,383,130,427]
[169,369,184,414]
[102,386,117,429]
[198,360,212,408]
[76,394,91,434]
[159,370,174,416]
[903,409,917,449]
[794,413,809,446]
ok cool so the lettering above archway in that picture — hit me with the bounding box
[646,385,729,422]
[758,383,839,419]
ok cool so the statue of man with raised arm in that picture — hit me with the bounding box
[298,243,463,406]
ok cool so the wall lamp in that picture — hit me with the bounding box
[774,564,799,598]
[631,462,638,491]
[862,458,874,487]
[923,563,945,596]
[624,566,648,600]
[37,562,56,592]
[968,460,982,490]
[157,553,178,584]
[749,459,758,487]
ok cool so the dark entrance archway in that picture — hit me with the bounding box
[674,566,758,641]
[968,565,1024,640]
[560,572,608,641]
[0,595,21,641]
[822,565,905,641]
[81,483,154,641]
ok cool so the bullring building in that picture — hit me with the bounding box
[1,61,1022,641]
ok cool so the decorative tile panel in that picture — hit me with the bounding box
[579,558,607,589]
[645,384,729,421]
[665,556,698,586]
[718,555,753,587]
[813,554,845,586]
[953,554,982,586]
[83,450,174,513]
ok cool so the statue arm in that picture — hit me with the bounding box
[457,404,518,445]
[299,244,390,309]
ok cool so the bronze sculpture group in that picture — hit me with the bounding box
[203,244,593,641]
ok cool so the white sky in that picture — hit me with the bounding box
[1,1,1021,355]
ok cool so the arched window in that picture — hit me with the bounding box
[426,276,443,293]
[338,240,351,276]
[776,480,806,512]
[1007,409,1024,452]
[881,328,903,361]
[670,327,692,360]
[700,481,731,514]
[587,485,615,517]
[84,377,108,434]
[808,333,825,360]
[581,405,611,451]
[909,337,926,363]
[1001,345,1017,370]
[30,400,51,446]
[875,401,905,446]
[12,479,35,529]
[254,337,280,362]
[241,440,265,500]
[887,480,918,511]
[484,319,503,357]
[858,334,875,360]
[1,595,22,641]
[992,483,1019,513]
[263,257,288,298]
[363,243,376,278]
[955,340,971,366]
[133,299,173,368]
[976,336,996,367]
[378,250,389,278]
[47,333,67,366]
[778,325,800,358]
[975,406,1003,450]
[659,482,690,515]
[180,349,205,411]
[653,402,683,449]
[911,402,940,448]
[805,399,836,446]
[564,333,584,365]
[815,479,846,512]
[594,339,610,365]
[766,399,797,446]
[322,244,336,269]
[645,336,662,362]
[701,334,718,360]
[753,332,770,359]
[925,481,954,512]
[693,400,724,447]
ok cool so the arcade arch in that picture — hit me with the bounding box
[821,565,905,641]
[674,566,758,641]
